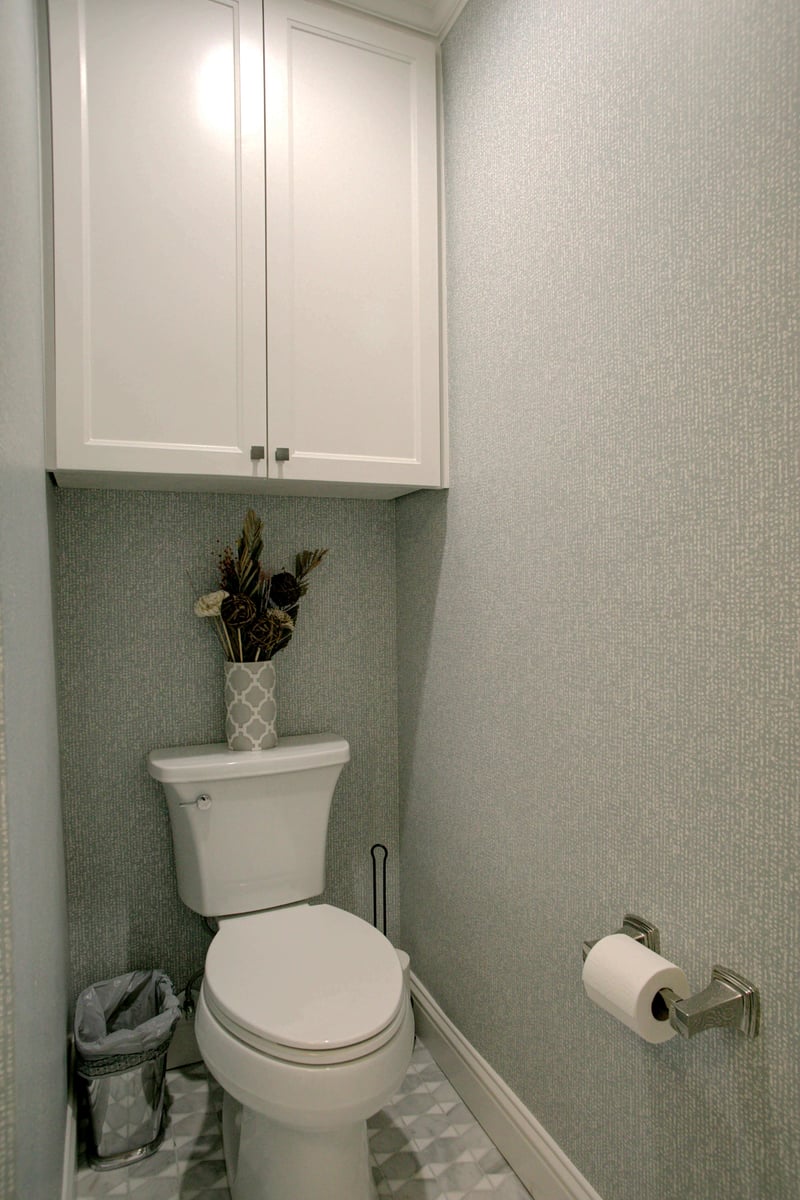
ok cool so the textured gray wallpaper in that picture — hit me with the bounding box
[398,1,799,1198]
[54,491,399,997]
[0,625,13,1200]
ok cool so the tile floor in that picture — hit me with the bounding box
[74,1038,534,1199]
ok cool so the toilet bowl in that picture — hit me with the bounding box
[196,906,413,1199]
[204,1002,415,1200]
[147,735,414,1200]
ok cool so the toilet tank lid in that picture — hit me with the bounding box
[147,734,350,782]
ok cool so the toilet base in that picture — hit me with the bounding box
[224,1091,377,1200]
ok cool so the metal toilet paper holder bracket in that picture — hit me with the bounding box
[582,912,661,962]
[656,966,761,1039]
[582,914,761,1039]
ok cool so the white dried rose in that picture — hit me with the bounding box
[194,590,229,617]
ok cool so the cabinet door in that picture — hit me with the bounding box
[48,0,267,480]
[264,1,442,489]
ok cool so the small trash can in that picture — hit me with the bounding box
[74,969,181,1169]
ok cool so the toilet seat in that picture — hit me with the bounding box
[203,904,405,1065]
[205,990,408,1065]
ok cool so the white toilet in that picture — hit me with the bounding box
[147,734,414,1200]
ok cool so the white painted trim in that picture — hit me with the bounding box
[435,0,469,39]
[435,45,449,488]
[410,973,604,1200]
[61,1039,77,1200]
[329,0,468,39]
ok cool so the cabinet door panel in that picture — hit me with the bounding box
[265,1,441,488]
[49,0,267,477]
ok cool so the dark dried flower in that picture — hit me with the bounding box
[269,571,302,610]
[220,593,256,629]
[248,609,295,659]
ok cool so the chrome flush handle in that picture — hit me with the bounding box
[178,793,212,810]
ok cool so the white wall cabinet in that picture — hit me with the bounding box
[47,0,445,497]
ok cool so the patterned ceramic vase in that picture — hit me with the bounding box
[224,660,278,751]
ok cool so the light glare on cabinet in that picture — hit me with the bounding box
[196,41,262,141]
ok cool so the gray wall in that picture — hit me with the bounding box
[54,490,399,996]
[397,2,799,1199]
[0,0,69,1194]
[0,628,14,1200]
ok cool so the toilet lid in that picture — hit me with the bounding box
[203,905,404,1061]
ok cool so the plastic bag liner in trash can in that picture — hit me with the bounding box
[74,970,181,1169]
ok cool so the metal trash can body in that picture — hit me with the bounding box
[77,1036,172,1165]
[74,970,180,1169]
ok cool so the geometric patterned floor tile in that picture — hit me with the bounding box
[75,1038,533,1200]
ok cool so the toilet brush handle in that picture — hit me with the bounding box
[370,844,388,935]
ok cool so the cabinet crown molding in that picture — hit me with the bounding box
[331,0,468,38]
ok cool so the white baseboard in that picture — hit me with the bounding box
[61,1039,77,1200]
[410,973,603,1200]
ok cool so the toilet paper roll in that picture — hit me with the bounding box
[582,933,690,1043]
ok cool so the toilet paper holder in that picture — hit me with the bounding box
[582,914,761,1039]
[582,913,661,962]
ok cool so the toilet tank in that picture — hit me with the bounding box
[147,734,349,917]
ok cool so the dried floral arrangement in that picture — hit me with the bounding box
[194,509,327,662]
